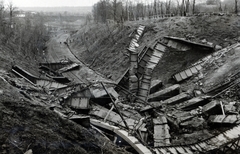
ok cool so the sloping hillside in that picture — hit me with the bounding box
[69,15,240,84]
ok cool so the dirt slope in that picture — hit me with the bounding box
[0,36,128,154]
[69,15,240,84]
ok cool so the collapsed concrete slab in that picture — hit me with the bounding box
[57,63,80,73]
[153,116,171,147]
[12,65,68,89]
[39,61,73,71]
[90,87,119,99]
[12,65,38,84]
[148,84,180,102]
[202,100,221,115]
[164,36,214,51]
[208,115,239,124]
[179,96,212,111]
[163,92,190,105]
[173,64,202,82]
[36,79,68,89]
[150,80,163,94]
[53,107,90,128]
[141,92,190,112]
[90,104,147,132]
[67,97,90,110]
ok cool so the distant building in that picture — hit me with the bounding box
[16,14,26,18]
[206,0,220,5]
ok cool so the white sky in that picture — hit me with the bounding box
[6,0,100,7]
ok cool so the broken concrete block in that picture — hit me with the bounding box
[68,97,90,110]
[24,149,33,154]
[162,92,190,105]
[179,96,211,111]
[215,45,223,51]
[153,116,171,147]
[224,104,237,113]
[148,84,180,102]
[207,42,214,47]
[57,63,80,73]
[201,39,207,44]
[180,117,205,129]
[90,104,147,131]
[202,100,221,115]
[208,115,238,124]
[150,80,163,94]
[194,90,202,97]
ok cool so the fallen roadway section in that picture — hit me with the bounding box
[12,65,68,89]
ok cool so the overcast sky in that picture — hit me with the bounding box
[6,0,99,7]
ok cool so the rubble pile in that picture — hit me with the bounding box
[4,24,240,154]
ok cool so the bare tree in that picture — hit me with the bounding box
[219,0,222,12]
[112,0,118,21]
[185,0,190,14]
[0,0,4,21]
[153,0,157,18]
[8,2,17,25]
[181,0,185,16]
[192,0,195,14]
[235,0,238,14]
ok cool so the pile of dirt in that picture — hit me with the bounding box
[0,77,128,154]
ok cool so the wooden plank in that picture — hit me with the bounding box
[194,144,203,151]
[167,147,178,154]
[182,147,194,154]
[175,147,187,154]
[158,148,168,154]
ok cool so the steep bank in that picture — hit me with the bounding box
[69,15,240,84]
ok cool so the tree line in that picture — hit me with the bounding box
[0,1,48,59]
[92,0,240,23]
